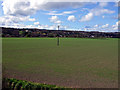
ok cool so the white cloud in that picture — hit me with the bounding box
[38,25,45,29]
[102,24,109,28]
[113,27,118,30]
[29,18,36,21]
[94,24,99,28]
[67,15,76,22]
[80,8,115,22]
[116,21,118,26]
[25,25,36,28]
[37,24,67,30]
[80,4,115,22]
[49,16,62,24]
[112,24,118,30]
[82,23,118,32]
[46,10,76,16]
[1,0,97,27]
[37,24,49,29]
[49,25,56,30]
[102,16,105,19]
[63,11,76,14]
[49,16,59,22]
[99,2,108,7]
[46,11,63,16]
[2,0,46,16]
[44,25,49,28]
[112,21,119,31]
[0,15,32,26]
[41,2,89,10]
[114,2,119,7]
[80,8,89,12]
[54,20,62,24]
[34,22,40,25]
[0,0,117,32]
[2,0,89,16]
[91,8,115,16]
[80,12,93,22]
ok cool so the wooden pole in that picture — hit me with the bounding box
[57,26,59,46]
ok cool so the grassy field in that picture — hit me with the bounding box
[2,38,118,88]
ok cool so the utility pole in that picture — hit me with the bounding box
[57,25,59,46]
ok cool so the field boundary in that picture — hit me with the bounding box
[2,78,119,90]
[2,78,65,89]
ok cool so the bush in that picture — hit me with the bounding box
[2,78,65,89]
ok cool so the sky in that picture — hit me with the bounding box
[0,0,119,32]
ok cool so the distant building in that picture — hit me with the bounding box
[1,27,120,38]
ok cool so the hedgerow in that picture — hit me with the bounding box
[2,78,65,90]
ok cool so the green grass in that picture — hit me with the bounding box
[2,38,118,88]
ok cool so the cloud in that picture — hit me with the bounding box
[80,8,115,22]
[37,24,67,30]
[102,24,109,28]
[0,14,36,27]
[54,20,62,24]
[2,0,89,16]
[29,18,36,21]
[40,2,88,11]
[79,3,115,22]
[49,16,58,22]
[99,2,108,7]
[49,16,62,24]
[116,21,119,26]
[38,22,118,32]
[46,10,76,16]
[112,21,119,30]
[67,15,76,22]
[0,0,101,27]
[102,16,105,19]
[48,25,56,30]
[82,23,118,32]
[38,25,54,30]
[80,8,89,12]
[85,26,91,29]
[34,22,40,25]
[80,12,93,22]
[94,24,99,28]
[0,15,33,26]
[63,11,76,14]
[25,25,34,28]
[0,0,117,32]
[114,2,118,7]
[114,2,120,7]
[2,0,34,16]
[2,0,47,16]
[111,16,118,19]
[46,11,63,16]
[91,8,115,16]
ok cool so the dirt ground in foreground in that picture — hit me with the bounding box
[3,69,118,88]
